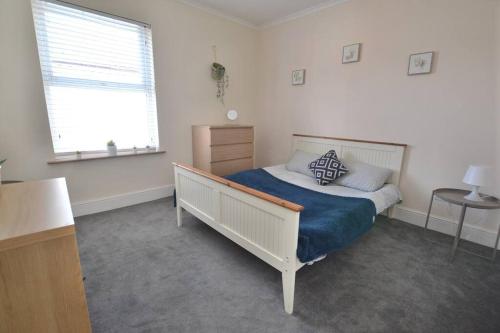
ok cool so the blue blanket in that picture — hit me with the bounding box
[225,169,376,263]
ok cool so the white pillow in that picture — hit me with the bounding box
[285,150,321,177]
[334,160,392,192]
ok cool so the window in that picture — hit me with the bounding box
[31,0,159,154]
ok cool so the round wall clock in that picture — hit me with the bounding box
[227,109,238,121]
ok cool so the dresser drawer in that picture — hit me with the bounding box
[211,127,253,145]
[211,158,253,176]
[211,143,253,162]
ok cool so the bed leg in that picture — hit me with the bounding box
[282,269,295,314]
[176,203,183,227]
[387,207,395,220]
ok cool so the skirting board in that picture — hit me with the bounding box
[392,205,500,250]
[72,185,174,217]
[71,185,499,250]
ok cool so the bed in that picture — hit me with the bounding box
[173,134,406,314]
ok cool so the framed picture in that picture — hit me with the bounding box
[408,52,434,75]
[342,43,361,64]
[292,69,306,85]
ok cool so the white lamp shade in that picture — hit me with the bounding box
[462,165,490,187]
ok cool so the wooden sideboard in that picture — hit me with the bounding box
[192,125,254,176]
[0,179,92,333]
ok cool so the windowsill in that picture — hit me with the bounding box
[47,149,166,164]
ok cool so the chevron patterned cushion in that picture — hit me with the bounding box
[308,150,349,185]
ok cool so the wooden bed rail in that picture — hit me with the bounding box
[293,134,408,147]
[173,163,304,212]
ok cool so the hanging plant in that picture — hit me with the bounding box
[211,62,225,80]
[211,62,229,105]
[211,46,229,105]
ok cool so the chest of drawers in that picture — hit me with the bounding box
[192,125,254,176]
[0,179,91,332]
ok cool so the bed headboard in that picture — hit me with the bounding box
[292,134,407,186]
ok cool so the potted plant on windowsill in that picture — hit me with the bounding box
[107,140,117,156]
[0,159,6,185]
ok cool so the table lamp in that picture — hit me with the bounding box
[462,165,490,201]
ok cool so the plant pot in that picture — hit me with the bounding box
[107,145,117,156]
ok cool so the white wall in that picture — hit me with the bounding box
[255,0,500,233]
[494,1,500,236]
[0,0,499,238]
[496,2,500,193]
[0,0,257,207]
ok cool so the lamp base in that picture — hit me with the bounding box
[464,186,483,202]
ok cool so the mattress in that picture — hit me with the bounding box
[264,164,402,214]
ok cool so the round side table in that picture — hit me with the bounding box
[424,188,500,261]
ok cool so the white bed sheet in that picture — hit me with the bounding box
[263,165,401,214]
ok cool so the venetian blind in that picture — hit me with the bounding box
[32,0,159,153]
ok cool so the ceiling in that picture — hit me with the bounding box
[178,0,347,28]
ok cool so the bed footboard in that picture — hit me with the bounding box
[173,163,303,314]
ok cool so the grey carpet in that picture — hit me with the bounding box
[75,198,500,333]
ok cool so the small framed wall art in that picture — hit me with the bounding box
[408,52,434,75]
[342,43,361,64]
[292,69,306,85]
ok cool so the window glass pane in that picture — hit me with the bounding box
[47,86,154,152]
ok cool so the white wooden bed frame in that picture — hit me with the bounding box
[174,134,406,314]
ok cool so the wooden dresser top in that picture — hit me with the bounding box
[0,178,75,251]
[193,124,254,129]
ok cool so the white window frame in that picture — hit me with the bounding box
[32,0,159,156]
